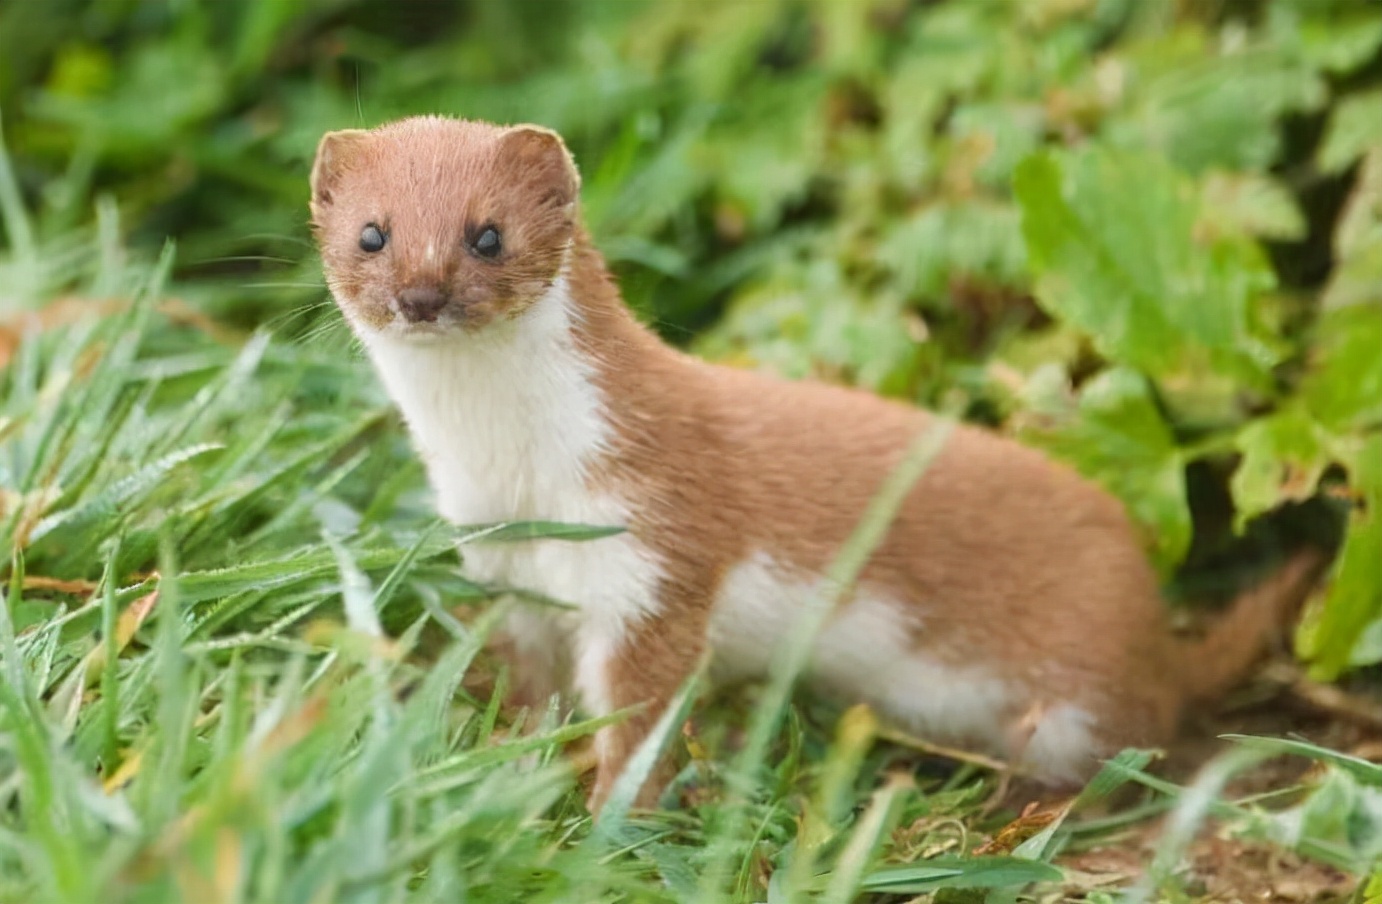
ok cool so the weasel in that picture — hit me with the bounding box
[309,116,1322,811]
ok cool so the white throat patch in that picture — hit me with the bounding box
[358,276,662,714]
[363,275,612,525]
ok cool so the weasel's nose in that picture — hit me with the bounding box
[396,287,449,323]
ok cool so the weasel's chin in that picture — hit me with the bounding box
[372,316,474,344]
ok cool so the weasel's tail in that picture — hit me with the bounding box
[1175,549,1329,702]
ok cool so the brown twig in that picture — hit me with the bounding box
[1263,661,1382,732]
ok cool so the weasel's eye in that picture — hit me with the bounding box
[473,226,502,259]
[359,223,387,253]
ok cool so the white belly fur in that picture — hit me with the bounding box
[708,552,1099,782]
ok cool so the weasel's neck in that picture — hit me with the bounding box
[361,234,659,522]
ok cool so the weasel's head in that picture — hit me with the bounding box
[310,116,580,340]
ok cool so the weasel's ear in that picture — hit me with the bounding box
[501,124,581,211]
[310,129,369,209]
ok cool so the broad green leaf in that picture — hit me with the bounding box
[877,201,1027,302]
[1231,408,1331,529]
[1300,435,1382,678]
[1323,150,1382,309]
[947,102,1046,189]
[641,844,700,900]
[1200,172,1306,242]
[1319,89,1382,174]
[698,259,920,392]
[1015,149,1280,394]
[1334,151,1382,265]
[1022,368,1190,571]
[1323,243,1382,312]
[878,4,1003,189]
[1247,759,1382,875]
[1287,7,1382,75]
[699,76,829,233]
[1300,304,1382,433]
[1111,43,1326,174]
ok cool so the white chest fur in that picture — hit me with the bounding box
[364,278,610,526]
[360,280,663,705]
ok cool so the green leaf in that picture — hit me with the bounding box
[878,200,1027,301]
[1111,43,1326,173]
[588,667,703,847]
[454,520,626,543]
[174,542,471,607]
[1126,745,1274,904]
[1200,172,1306,242]
[641,844,701,900]
[1075,748,1159,807]
[1223,735,1382,786]
[859,857,1062,892]
[1319,89,1382,174]
[1293,10,1382,75]
[409,711,624,798]
[1323,150,1382,309]
[1300,304,1382,433]
[698,76,830,233]
[1334,151,1382,265]
[326,533,380,639]
[1300,435,1382,678]
[28,442,222,544]
[1015,149,1280,393]
[1228,735,1382,874]
[1022,368,1190,571]
[1324,243,1382,312]
[698,258,921,392]
[820,778,910,904]
[1231,408,1330,529]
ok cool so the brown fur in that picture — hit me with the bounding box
[310,116,1325,812]
[311,119,577,333]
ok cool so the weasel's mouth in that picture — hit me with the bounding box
[385,317,459,342]
[383,292,472,338]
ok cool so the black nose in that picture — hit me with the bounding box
[396,287,449,323]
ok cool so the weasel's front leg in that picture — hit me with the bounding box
[495,605,573,714]
[575,609,706,814]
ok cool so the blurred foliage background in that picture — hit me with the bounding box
[5,3,1382,898]
[2,0,1382,679]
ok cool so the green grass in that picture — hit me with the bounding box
[4,0,1382,900]
[2,151,1380,904]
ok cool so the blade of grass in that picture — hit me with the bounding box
[1222,734,1382,785]
[1124,746,1270,904]
[0,111,35,262]
[589,660,707,846]
[100,537,122,769]
[820,773,911,904]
